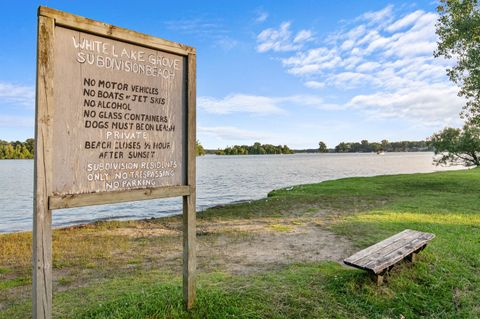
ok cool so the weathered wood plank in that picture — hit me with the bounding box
[352,231,422,268]
[183,194,196,309]
[33,14,55,319]
[344,230,435,275]
[49,185,192,209]
[51,26,187,196]
[34,7,197,315]
[344,229,416,264]
[367,238,433,274]
[183,53,196,310]
[38,6,195,56]
[366,233,433,268]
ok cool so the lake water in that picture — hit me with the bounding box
[0,153,463,233]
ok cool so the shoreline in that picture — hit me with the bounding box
[0,166,469,235]
[0,198,258,235]
[0,150,438,161]
[0,168,478,318]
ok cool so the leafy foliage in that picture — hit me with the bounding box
[195,140,206,156]
[435,0,480,123]
[216,142,293,155]
[428,123,480,166]
[318,141,328,153]
[0,139,34,159]
[334,140,432,153]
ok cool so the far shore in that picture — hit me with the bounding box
[0,150,438,161]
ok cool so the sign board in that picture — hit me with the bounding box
[53,27,187,195]
[34,7,196,319]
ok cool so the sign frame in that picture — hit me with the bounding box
[34,6,196,318]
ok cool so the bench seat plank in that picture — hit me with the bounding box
[350,230,420,266]
[344,229,417,264]
[344,229,435,274]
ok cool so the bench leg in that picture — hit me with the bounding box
[376,274,384,286]
[407,244,426,263]
[406,252,417,263]
[372,270,387,286]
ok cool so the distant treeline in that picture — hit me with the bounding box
[333,140,432,153]
[1,138,433,159]
[0,139,35,159]
[293,148,324,153]
[214,142,293,155]
[294,140,433,153]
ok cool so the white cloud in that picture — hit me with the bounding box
[347,25,367,42]
[268,8,442,89]
[347,84,464,126]
[360,5,394,25]
[214,36,238,51]
[280,94,323,106]
[341,56,363,70]
[199,93,341,115]
[340,39,355,51]
[165,19,226,37]
[386,10,425,32]
[0,82,35,107]
[304,81,325,89]
[282,47,341,75]
[164,18,237,50]
[255,5,463,129]
[331,72,380,88]
[355,61,381,72]
[356,30,381,46]
[199,126,269,141]
[256,22,313,53]
[199,94,286,115]
[0,115,34,128]
[294,30,313,43]
[255,11,269,23]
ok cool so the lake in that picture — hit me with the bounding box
[0,152,463,233]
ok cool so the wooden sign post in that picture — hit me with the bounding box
[34,7,196,318]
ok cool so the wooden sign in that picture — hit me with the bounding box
[34,7,196,319]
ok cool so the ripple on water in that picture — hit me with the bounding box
[0,153,464,233]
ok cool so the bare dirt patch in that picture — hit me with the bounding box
[197,218,353,274]
[98,216,353,275]
[0,216,354,313]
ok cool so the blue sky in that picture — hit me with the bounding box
[0,0,465,149]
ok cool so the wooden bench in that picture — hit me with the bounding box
[343,229,435,285]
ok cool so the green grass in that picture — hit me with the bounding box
[272,168,480,318]
[0,267,10,274]
[0,277,30,290]
[268,224,294,232]
[0,168,479,318]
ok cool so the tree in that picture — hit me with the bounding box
[360,139,371,152]
[333,139,433,153]
[428,123,480,166]
[335,142,350,152]
[215,143,293,155]
[195,140,206,156]
[381,139,389,151]
[435,0,480,123]
[318,141,328,153]
[25,138,35,154]
[4,144,15,159]
[20,145,32,159]
[370,142,382,153]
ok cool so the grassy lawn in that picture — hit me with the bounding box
[0,168,479,318]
